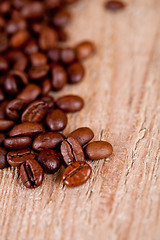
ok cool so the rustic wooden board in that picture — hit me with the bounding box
[1,0,160,239]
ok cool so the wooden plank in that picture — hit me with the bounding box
[0,0,160,239]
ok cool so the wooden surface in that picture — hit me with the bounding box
[1,0,160,239]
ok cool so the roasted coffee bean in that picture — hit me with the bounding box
[17,84,41,103]
[6,18,27,35]
[61,136,84,165]
[7,148,36,167]
[0,147,8,169]
[62,161,92,187]
[76,41,95,60]
[67,62,85,84]
[28,65,50,80]
[68,127,94,146]
[0,101,9,119]
[41,78,52,95]
[0,56,8,71]
[46,109,67,131]
[21,1,45,19]
[0,89,5,102]
[60,47,76,64]
[6,99,26,121]
[37,149,61,174]
[4,136,32,150]
[9,69,28,85]
[104,0,126,11]
[3,75,18,95]
[21,100,49,123]
[0,32,8,53]
[84,141,113,160]
[20,159,44,188]
[39,26,58,50]
[30,52,47,67]
[10,30,30,48]
[40,95,54,109]
[57,29,68,42]
[13,54,28,72]
[52,64,67,90]
[0,120,14,132]
[48,47,61,62]
[32,132,64,151]
[52,9,71,27]
[9,122,45,137]
[45,0,61,9]
[25,39,39,55]
[0,133,5,146]
[56,95,84,112]
[0,1,11,14]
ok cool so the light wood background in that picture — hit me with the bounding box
[1,0,160,239]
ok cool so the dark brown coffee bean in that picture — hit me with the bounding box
[40,95,54,109]
[32,132,64,151]
[52,64,67,90]
[3,75,18,95]
[46,109,67,131]
[0,32,8,53]
[10,30,30,48]
[0,56,8,72]
[0,89,5,102]
[9,122,45,137]
[21,100,49,123]
[0,101,9,119]
[21,1,45,19]
[4,136,32,150]
[39,26,58,50]
[67,62,85,84]
[0,120,14,132]
[62,161,92,187]
[25,39,39,55]
[48,47,61,62]
[28,65,50,80]
[61,136,84,165]
[7,148,36,167]
[0,1,11,14]
[76,41,95,60]
[57,29,68,42]
[60,47,76,64]
[68,127,94,146]
[45,0,61,9]
[0,147,8,169]
[52,9,71,27]
[84,141,113,160]
[56,95,84,112]
[104,0,126,11]
[30,52,47,67]
[41,78,52,95]
[37,149,61,174]
[6,18,27,34]
[17,84,41,103]
[13,55,28,71]
[6,99,26,121]
[9,69,28,85]
[20,159,44,188]
[0,133,5,146]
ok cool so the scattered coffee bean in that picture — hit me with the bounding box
[0,56,8,71]
[6,99,27,121]
[56,95,84,112]
[0,101,9,119]
[41,78,52,95]
[67,62,85,84]
[37,149,61,174]
[20,159,44,188]
[39,26,58,50]
[40,95,54,109]
[0,119,14,132]
[3,75,18,95]
[76,41,95,60]
[0,133,5,146]
[68,127,94,146]
[84,141,113,160]
[0,89,5,102]
[0,147,8,169]
[7,148,36,167]
[45,109,68,131]
[104,0,126,11]
[17,84,41,103]
[32,132,64,151]
[52,64,67,91]
[10,30,29,48]
[62,161,92,187]
[52,9,71,28]
[28,65,50,80]
[4,136,32,150]
[30,52,47,67]
[60,47,76,64]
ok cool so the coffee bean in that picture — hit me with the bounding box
[52,64,67,90]
[21,100,49,123]
[37,149,61,174]
[52,9,71,27]
[40,95,54,109]
[20,159,44,188]
[30,52,47,67]
[25,39,39,55]
[9,69,28,85]
[9,122,45,137]
[45,0,61,9]
[10,30,30,48]
[57,29,68,42]
[32,132,64,151]
[46,109,68,131]
[76,41,95,60]
[13,55,28,72]
[67,62,85,84]
[6,99,27,121]
[6,18,27,34]
[0,32,8,53]
[28,64,50,80]
[7,148,36,167]
[0,133,5,146]
[4,136,32,150]
[61,136,85,165]
[39,26,58,50]
[0,120,14,132]
[17,84,41,103]
[0,56,8,71]
[21,1,45,19]
[62,161,92,187]
[41,78,52,95]
[56,95,84,112]
[48,47,61,62]
[0,101,9,119]
[104,0,126,11]
[0,89,5,102]
[84,141,113,160]
[3,75,18,95]
[60,47,76,64]
[68,127,94,146]
[0,147,8,169]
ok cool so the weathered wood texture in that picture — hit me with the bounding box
[1,0,160,239]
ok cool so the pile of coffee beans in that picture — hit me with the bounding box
[0,0,113,188]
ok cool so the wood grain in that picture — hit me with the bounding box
[1,0,160,239]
